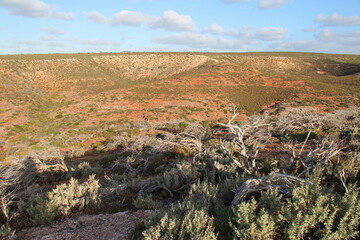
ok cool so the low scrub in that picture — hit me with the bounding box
[1,107,360,239]
[232,180,360,239]
[24,174,100,225]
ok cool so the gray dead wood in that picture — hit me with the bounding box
[232,172,311,205]
[23,157,68,182]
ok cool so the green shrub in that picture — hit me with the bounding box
[99,154,117,168]
[143,204,217,240]
[48,174,101,216]
[160,121,190,133]
[169,146,194,158]
[141,162,199,194]
[77,161,102,177]
[77,161,92,176]
[133,194,162,210]
[231,198,276,239]
[67,162,103,178]
[0,224,16,240]
[140,176,244,239]
[187,179,221,211]
[204,138,220,147]
[129,222,147,240]
[289,129,318,141]
[213,207,234,240]
[26,196,56,225]
[231,182,360,240]
[178,121,189,131]
[187,179,237,239]
[70,145,89,157]
[26,175,101,225]
[0,150,6,162]
[340,127,360,150]
[336,153,360,182]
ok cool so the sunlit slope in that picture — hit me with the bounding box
[1,52,359,160]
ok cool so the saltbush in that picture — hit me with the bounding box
[71,161,103,177]
[26,175,101,225]
[26,196,56,225]
[231,182,360,240]
[143,203,217,240]
[0,224,16,240]
[140,162,200,193]
[48,174,100,216]
[133,194,162,210]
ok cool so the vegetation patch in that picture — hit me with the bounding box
[0,52,360,239]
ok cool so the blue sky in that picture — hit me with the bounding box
[0,0,359,54]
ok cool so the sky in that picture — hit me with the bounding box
[0,0,359,54]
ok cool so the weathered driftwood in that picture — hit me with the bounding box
[232,172,311,205]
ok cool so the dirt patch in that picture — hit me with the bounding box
[92,54,211,80]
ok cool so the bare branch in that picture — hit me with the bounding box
[140,184,174,198]
[299,127,312,156]
[219,112,272,174]
[339,169,348,194]
[232,173,311,205]
[299,137,342,176]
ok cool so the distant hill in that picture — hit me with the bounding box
[0,52,359,159]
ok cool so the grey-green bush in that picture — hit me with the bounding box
[231,182,360,240]
[133,194,162,210]
[143,203,217,240]
[26,174,101,225]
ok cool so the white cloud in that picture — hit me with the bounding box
[111,10,145,26]
[315,29,335,42]
[16,40,42,46]
[271,29,360,54]
[86,10,195,32]
[302,28,316,33]
[151,25,286,51]
[60,37,124,47]
[152,33,215,48]
[272,40,360,54]
[40,36,54,41]
[258,0,291,9]
[79,40,123,47]
[270,40,327,52]
[46,42,67,47]
[53,12,75,20]
[227,26,286,41]
[255,27,287,41]
[315,13,360,27]
[204,23,226,35]
[226,27,253,39]
[40,27,66,35]
[316,29,360,46]
[152,32,258,50]
[88,11,108,24]
[0,0,74,20]
[148,10,195,32]
[0,0,49,18]
[0,26,3,31]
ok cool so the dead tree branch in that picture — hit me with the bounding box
[298,137,342,176]
[232,172,311,205]
[339,169,348,194]
[219,113,272,174]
